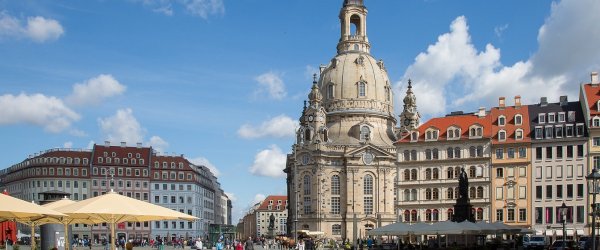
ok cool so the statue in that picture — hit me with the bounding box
[459,167,468,199]
[268,214,275,230]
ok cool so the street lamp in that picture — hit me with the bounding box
[559,202,568,250]
[587,168,600,250]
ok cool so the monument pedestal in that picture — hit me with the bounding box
[452,198,475,222]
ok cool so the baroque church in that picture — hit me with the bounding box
[284,0,420,241]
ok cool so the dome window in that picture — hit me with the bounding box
[327,83,335,99]
[360,126,371,142]
[357,80,367,97]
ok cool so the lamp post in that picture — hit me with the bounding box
[587,168,600,250]
[559,202,568,249]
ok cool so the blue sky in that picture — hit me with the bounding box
[1,0,599,222]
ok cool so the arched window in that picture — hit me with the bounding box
[331,175,340,195]
[305,128,312,142]
[477,186,484,198]
[433,148,439,159]
[425,188,432,200]
[411,210,417,222]
[470,128,476,137]
[476,208,484,221]
[403,150,410,161]
[358,81,366,97]
[403,190,410,201]
[411,150,417,161]
[454,147,461,158]
[404,210,410,222]
[469,166,476,178]
[515,114,523,125]
[425,149,432,160]
[410,189,417,201]
[498,130,507,141]
[426,209,432,222]
[447,168,454,179]
[477,146,483,157]
[594,117,600,127]
[411,169,418,180]
[476,165,484,177]
[323,128,329,142]
[364,174,373,195]
[447,147,454,159]
[404,169,410,181]
[447,188,454,200]
[455,167,461,178]
[425,169,431,180]
[469,146,476,157]
[426,131,432,140]
[469,187,476,199]
[303,175,311,195]
[432,168,439,180]
[477,128,483,136]
[360,126,370,141]
[448,129,454,139]
[432,209,439,221]
[498,116,506,126]
[447,209,454,221]
[432,188,439,200]
[327,84,335,99]
[455,129,460,137]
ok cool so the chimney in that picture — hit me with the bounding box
[105,141,110,147]
[514,95,521,108]
[499,97,506,109]
[137,142,142,148]
[592,72,599,85]
[478,107,486,118]
[540,97,548,107]
[559,96,568,106]
[120,142,126,147]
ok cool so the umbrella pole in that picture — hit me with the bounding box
[31,223,36,250]
[64,223,69,250]
[111,222,116,250]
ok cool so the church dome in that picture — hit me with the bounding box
[318,52,394,118]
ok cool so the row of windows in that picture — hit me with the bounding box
[325,82,392,101]
[401,208,485,222]
[103,151,141,158]
[495,208,527,222]
[534,165,585,180]
[153,183,193,191]
[30,180,89,189]
[534,124,584,139]
[534,145,584,160]
[402,186,485,201]
[97,157,145,165]
[92,191,149,201]
[402,166,485,181]
[31,157,89,165]
[495,166,528,178]
[497,114,523,126]
[496,129,525,141]
[154,161,186,169]
[534,184,585,200]
[153,171,194,181]
[494,147,527,159]
[153,195,195,204]
[93,179,148,189]
[92,167,148,177]
[30,167,89,177]
[401,146,485,162]
[495,186,527,200]
[420,125,484,142]
[537,111,576,124]
[533,206,585,224]
[154,221,195,230]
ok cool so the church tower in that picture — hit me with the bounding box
[399,79,421,132]
[286,0,397,243]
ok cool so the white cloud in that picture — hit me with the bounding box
[0,93,80,132]
[147,136,169,154]
[98,108,145,144]
[254,72,287,100]
[224,192,237,202]
[0,12,64,42]
[153,4,174,16]
[63,141,73,148]
[398,1,600,117]
[189,156,221,177]
[251,194,266,206]
[66,74,126,106]
[181,0,225,19]
[69,129,88,137]
[238,114,298,139]
[494,24,508,38]
[249,145,287,178]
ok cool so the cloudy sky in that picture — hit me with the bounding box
[1,0,599,222]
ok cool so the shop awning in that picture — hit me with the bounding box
[556,229,563,236]
[536,229,544,235]
[577,229,585,236]
[567,229,574,236]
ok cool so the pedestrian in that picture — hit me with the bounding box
[126,240,133,250]
[216,240,224,250]
[245,237,254,250]
[195,238,203,250]
[235,240,243,250]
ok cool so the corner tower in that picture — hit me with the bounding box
[286,0,398,244]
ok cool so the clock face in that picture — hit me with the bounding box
[308,115,314,122]
[404,119,410,126]
[363,152,374,165]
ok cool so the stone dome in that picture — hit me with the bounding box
[318,52,394,119]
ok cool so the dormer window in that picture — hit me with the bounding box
[447,127,461,140]
[498,130,506,141]
[548,113,555,123]
[558,112,565,123]
[515,129,524,140]
[498,116,506,126]
[469,125,483,138]
[410,132,418,142]
[539,113,546,124]
[593,117,600,127]
[425,129,439,141]
[327,83,335,99]
[514,114,522,125]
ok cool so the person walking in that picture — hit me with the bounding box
[195,238,203,250]
[235,240,243,250]
[216,240,224,250]
[244,237,254,250]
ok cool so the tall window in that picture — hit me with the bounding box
[358,82,366,97]
[331,197,340,214]
[303,175,311,195]
[303,196,311,214]
[360,126,370,141]
[364,174,373,195]
[363,197,373,214]
[331,175,340,195]
[332,225,342,235]
[327,84,334,99]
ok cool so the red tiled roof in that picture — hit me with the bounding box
[396,113,491,143]
[489,105,531,144]
[583,84,600,116]
[92,144,152,165]
[257,195,288,211]
[151,155,194,172]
